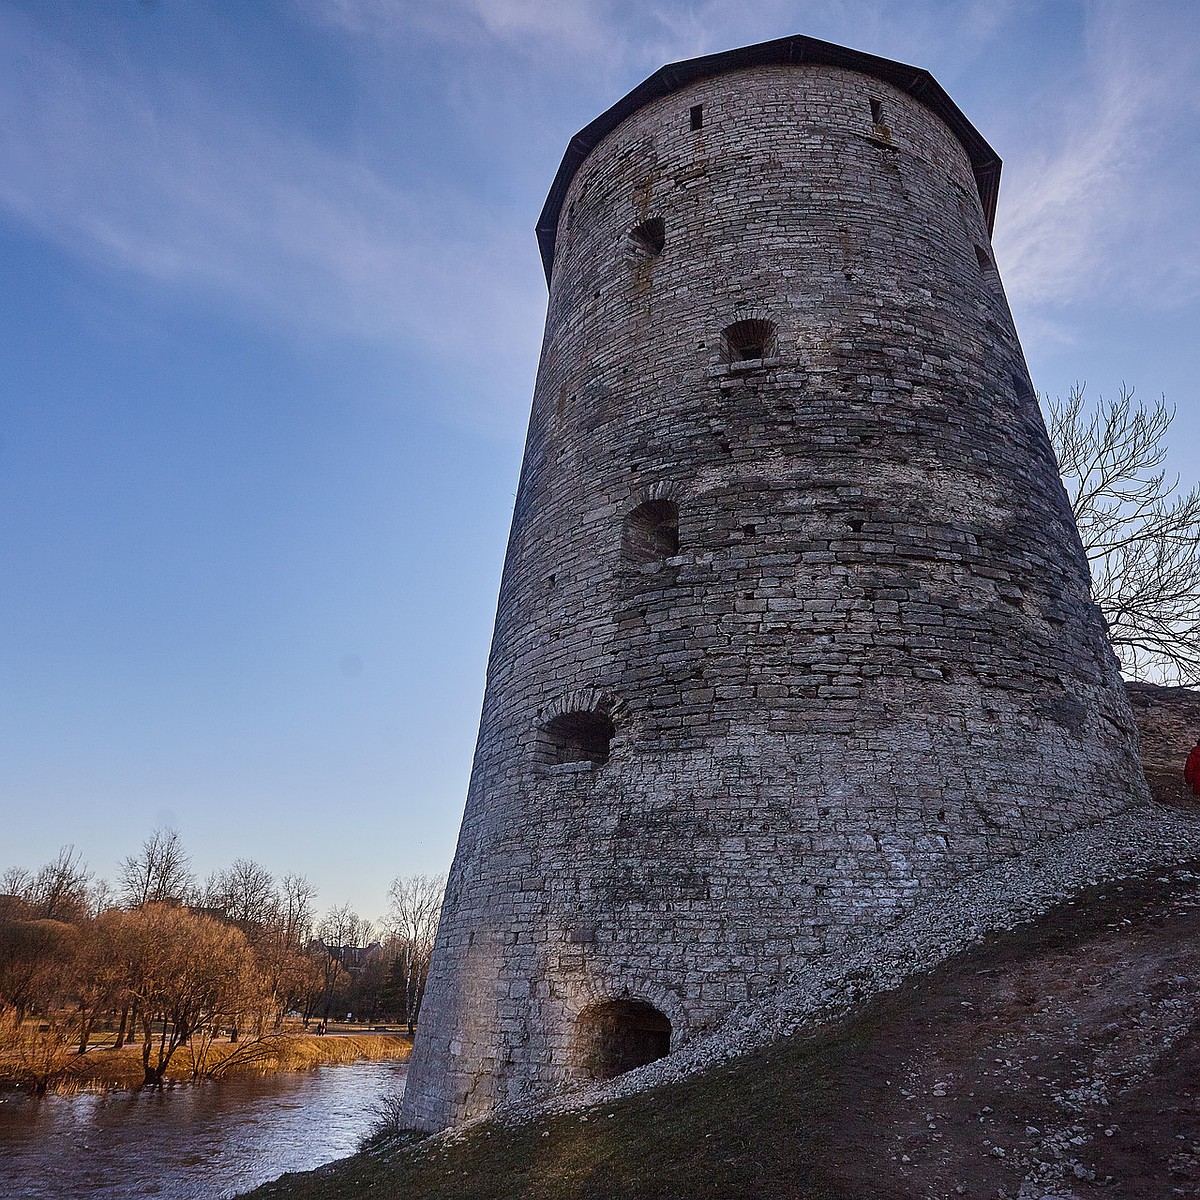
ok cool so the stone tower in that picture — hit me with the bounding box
[401,34,1147,1132]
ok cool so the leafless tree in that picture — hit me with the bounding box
[0,917,80,1023]
[26,846,92,923]
[116,903,253,1087]
[1049,384,1200,685]
[0,866,31,900]
[71,909,131,1054]
[279,873,317,948]
[253,873,318,1027]
[384,873,444,1032]
[207,858,280,930]
[112,829,193,1046]
[86,877,114,919]
[317,903,374,953]
[117,828,194,909]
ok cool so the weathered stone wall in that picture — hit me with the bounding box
[1126,682,1200,808]
[402,60,1148,1132]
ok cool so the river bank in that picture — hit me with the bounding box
[0,1030,411,1094]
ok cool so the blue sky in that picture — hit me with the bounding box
[1,0,1197,924]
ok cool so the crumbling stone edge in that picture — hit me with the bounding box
[427,802,1200,1136]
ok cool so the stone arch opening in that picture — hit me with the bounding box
[576,998,672,1080]
[721,318,776,362]
[622,498,679,564]
[544,710,614,765]
[628,217,665,257]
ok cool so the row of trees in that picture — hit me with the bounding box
[0,831,443,1090]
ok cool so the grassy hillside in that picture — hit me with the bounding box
[247,863,1200,1200]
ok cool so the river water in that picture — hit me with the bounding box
[0,1058,407,1199]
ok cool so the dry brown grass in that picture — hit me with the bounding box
[0,1030,411,1092]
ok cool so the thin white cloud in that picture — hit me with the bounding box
[466,0,613,49]
[6,0,1195,414]
[310,0,617,58]
[316,0,1028,78]
[629,0,1029,75]
[995,0,1200,315]
[0,9,545,426]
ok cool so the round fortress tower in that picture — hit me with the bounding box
[402,34,1148,1131]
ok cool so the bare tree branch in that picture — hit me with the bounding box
[384,873,445,1032]
[1048,383,1200,686]
[117,828,194,909]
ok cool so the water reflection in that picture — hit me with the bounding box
[0,1059,407,1199]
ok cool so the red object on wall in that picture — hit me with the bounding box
[1186,744,1200,795]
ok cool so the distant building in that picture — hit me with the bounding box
[312,940,382,972]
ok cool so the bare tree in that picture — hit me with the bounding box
[117,828,194,909]
[116,903,253,1087]
[71,909,131,1054]
[0,866,32,901]
[207,858,280,931]
[279,874,317,948]
[0,917,80,1023]
[317,903,373,954]
[26,846,92,923]
[252,873,317,1027]
[383,873,444,1032]
[1049,384,1200,685]
[86,877,114,919]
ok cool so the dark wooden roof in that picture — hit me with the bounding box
[535,33,1002,284]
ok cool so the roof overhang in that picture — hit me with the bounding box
[535,33,1002,285]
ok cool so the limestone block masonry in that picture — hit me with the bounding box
[401,35,1149,1132]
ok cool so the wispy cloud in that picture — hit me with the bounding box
[313,0,1026,79]
[311,0,618,59]
[0,9,545,420]
[6,0,1195,404]
[625,0,1027,76]
[995,0,1200,318]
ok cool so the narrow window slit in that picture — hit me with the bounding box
[689,104,703,131]
[869,97,883,124]
[974,244,994,272]
[1012,373,1035,402]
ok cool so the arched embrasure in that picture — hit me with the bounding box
[622,498,679,564]
[628,217,666,257]
[544,710,615,765]
[575,998,672,1079]
[721,318,776,362]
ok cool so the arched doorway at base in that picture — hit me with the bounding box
[575,998,671,1080]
